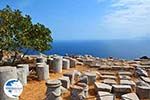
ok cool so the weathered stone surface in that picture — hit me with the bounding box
[147,69,150,76]
[100,72,115,76]
[70,58,77,68]
[83,71,97,84]
[17,68,27,86]
[36,57,45,63]
[135,67,148,77]
[97,91,115,100]
[121,93,139,100]
[136,81,150,99]
[62,59,70,69]
[76,83,88,98]
[63,72,75,84]
[17,64,29,76]
[94,82,112,93]
[59,76,70,89]
[0,66,18,100]
[112,85,132,97]
[47,58,53,70]
[120,80,136,89]
[140,76,150,84]
[70,85,86,100]
[74,70,82,82]
[53,56,63,73]
[102,79,117,85]
[100,75,117,80]
[46,80,62,100]
[36,63,49,80]
[118,71,132,76]
[78,76,88,84]
[119,75,131,80]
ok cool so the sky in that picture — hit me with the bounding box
[0,0,150,40]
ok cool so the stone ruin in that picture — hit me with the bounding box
[0,54,150,100]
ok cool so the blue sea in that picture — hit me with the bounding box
[27,40,150,60]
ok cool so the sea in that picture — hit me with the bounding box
[27,40,150,60]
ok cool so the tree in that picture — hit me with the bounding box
[0,6,53,63]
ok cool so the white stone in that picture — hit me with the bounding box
[140,76,150,84]
[121,93,139,100]
[94,82,112,92]
[100,75,117,80]
[0,67,18,100]
[97,91,115,100]
[118,71,132,76]
[102,79,117,85]
[59,76,70,89]
[120,80,136,89]
[112,85,132,97]
[119,75,131,80]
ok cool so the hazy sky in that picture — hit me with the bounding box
[0,0,150,40]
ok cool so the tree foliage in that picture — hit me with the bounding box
[0,6,53,58]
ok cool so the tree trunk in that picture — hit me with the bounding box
[0,50,3,61]
[12,51,17,64]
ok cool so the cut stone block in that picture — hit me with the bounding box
[17,64,29,76]
[76,83,88,98]
[74,70,82,82]
[36,63,49,80]
[120,80,136,89]
[121,93,139,100]
[140,76,150,84]
[135,67,148,77]
[59,76,70,89]
[53,56,63,73]
[70,58,77,68]
[102,79,117,85]
[112,85,132,97]
[47,58,53,70]
[100,75,117,80]
[0,66,18,100]
[119,75,131,80]
[147,69,150,76]
[97,91,115,100]
[63,72,75,84]
[118,72,132,76]
[78,76,88,84]
[100,72,115,76]
[62,59,70,69]
[83,72,97,84]
[136,84,150,99]
[46,80,62,100]
[94,82,112,93]
[70,85,86,100]
[17,68,27,86]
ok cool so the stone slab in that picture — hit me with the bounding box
[100,75,117,80]
[118,72,132,76]
[112,85,132,97]
[120,80,136,89]
[140,76,150,84]
[121,93,139,100]
[119,75,131,80]
[102,79,117,85]
[94,82,112,93]
[97,91,115,100]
